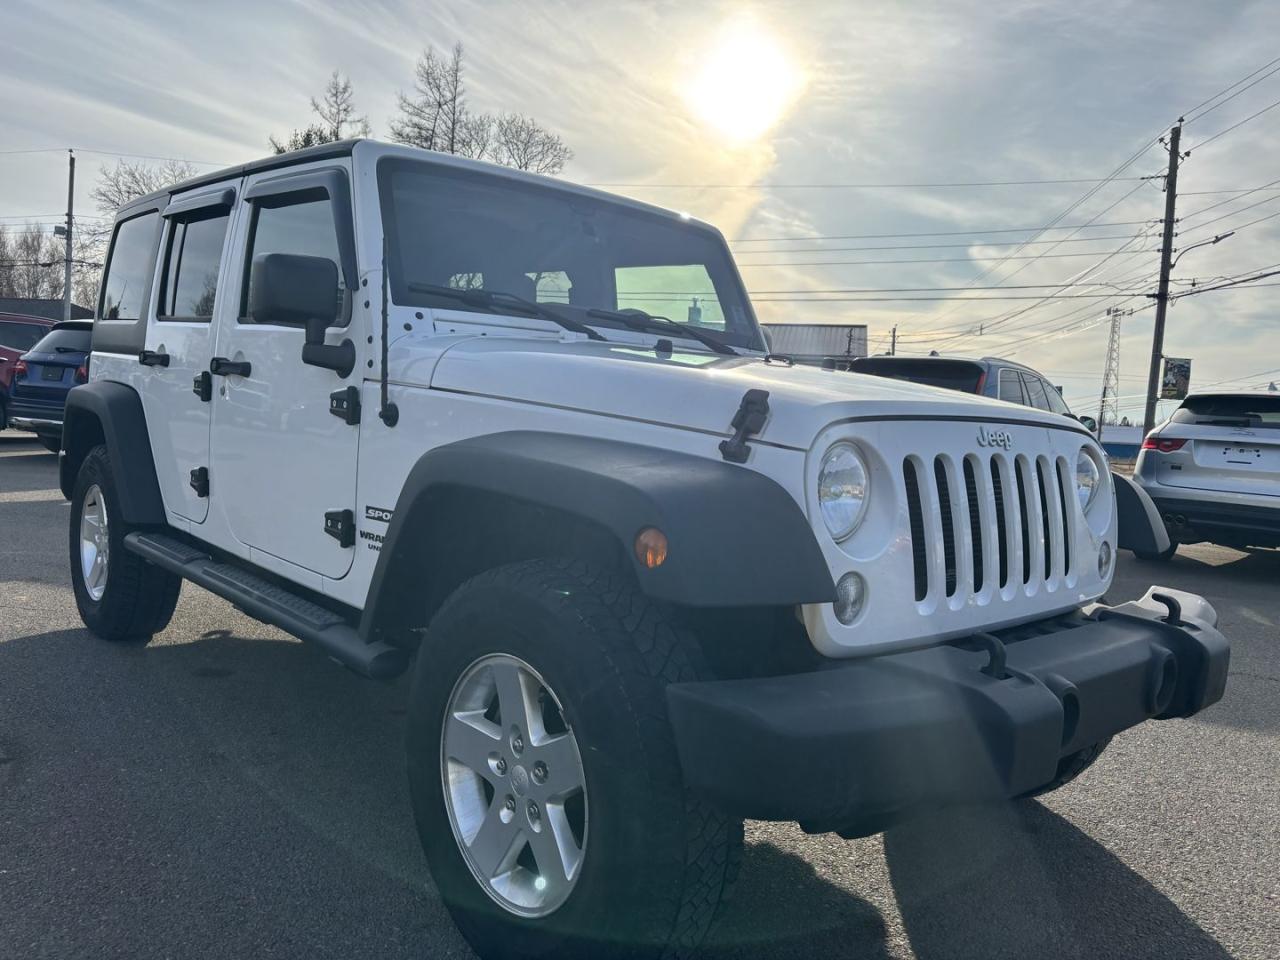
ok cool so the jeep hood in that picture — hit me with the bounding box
[424,337,1079,451]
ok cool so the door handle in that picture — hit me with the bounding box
[138,349,170,367]
[209,357,251,378]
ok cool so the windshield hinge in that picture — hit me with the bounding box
[329,386,360,425]
[719,389,770,464]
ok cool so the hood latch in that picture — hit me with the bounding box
[719,389,770,464]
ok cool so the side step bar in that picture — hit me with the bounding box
[125,531,408,680]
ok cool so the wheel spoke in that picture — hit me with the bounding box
[468,803,524,880]
[528,808,575,889]
[535,733,584,799]
[491,660,536,735]
[444,710,502,775]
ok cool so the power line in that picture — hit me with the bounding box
[1186,95,1280,153]
[1184,56,1280,123]
[730,220,1154,243]
[735,249,1163,267]
[1178,178,1280,219]
[588,176,1155,190]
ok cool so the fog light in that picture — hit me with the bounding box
[833,572,867,625]
[1098,542,1113,579]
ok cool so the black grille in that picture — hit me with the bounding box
[991,459,1010,587]
[934,459,958,597]
[963,457,984,594]
[904,458,928,602]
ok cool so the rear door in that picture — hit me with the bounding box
[137,185,239,524]
[1154,395,1280,497]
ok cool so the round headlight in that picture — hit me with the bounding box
[1075,448,1101,511]
[818,443,869,542]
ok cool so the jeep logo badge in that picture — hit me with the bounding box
[977,426,1014,450]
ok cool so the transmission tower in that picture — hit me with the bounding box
[1097,307,1128,433]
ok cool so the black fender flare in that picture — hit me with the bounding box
[360,431,835,640]
[1113,471,1171,555]
[61,380,166,526]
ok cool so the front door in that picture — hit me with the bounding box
[208,164,363,579]
[138,192,239,524]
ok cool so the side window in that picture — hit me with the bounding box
[1044,382,1072,416]
[1021,373,1051,411]
[242,193,341,324]
[0,323,47,351]
[159,210,230,320]
[997,368,1026,405]
[100,212,161,321]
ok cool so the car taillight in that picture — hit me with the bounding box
[75,363,89,383]
[1142,436,1187,453]
[13,359,27,378]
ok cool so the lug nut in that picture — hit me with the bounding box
[512,733,525,755]
[532,761,548,784]
[527,801,540,822]
[495,757,508,775]
[504,796,516,812]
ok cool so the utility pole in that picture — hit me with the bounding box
[62,149,75,323]
[1097,306,1127,437]
[890,324,897,356]
[1142,123,1182,437]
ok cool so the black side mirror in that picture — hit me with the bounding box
[1077,414,1098,433]
[249,253,354,377]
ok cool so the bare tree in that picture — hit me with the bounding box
[391,43,572,174]
[490,112,572,175]
[271,70,371,154]
[1,226,65,299]
[311,70,371,141]
[89,158,198,217]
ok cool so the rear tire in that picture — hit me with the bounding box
[69,445,181,643]
[406,559,742,960]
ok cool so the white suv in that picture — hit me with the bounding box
[61,139,1229,960]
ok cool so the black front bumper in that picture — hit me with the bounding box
[666,588,1229,834]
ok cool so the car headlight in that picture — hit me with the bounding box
[1075,448,1101,511]
[818,442,869,541]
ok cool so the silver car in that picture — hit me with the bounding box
[1133,390,1280,559]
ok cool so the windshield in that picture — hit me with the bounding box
[377,158,764,351]
[1171,394,1280,428]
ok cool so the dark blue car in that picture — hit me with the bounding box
[9,320,92,452]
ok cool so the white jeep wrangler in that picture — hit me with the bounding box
[62,139,1229,960]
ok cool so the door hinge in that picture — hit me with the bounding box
[718,389,770,464]
[192,371,213,402]
[324,509,355,548]
[329,386,360,425]
[189,466,209,498]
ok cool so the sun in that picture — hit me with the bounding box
[684,19,804,143]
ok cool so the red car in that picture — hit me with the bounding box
[0,313,55,431]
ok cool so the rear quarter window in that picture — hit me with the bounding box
[29,327,92,354]
[0,322,49,352]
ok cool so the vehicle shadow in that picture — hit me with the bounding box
[706,840,891,959]
[883,801,1234,960]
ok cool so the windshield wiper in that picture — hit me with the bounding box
[586,307,737,356]
[407,282,605,341]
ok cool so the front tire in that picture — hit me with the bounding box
[407,559,741,960]
[69,445,181,642]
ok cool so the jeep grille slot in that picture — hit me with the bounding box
[990,458,1010,588]
[902,448,1072,607]
[963,457,984,594]
[903,458,929,602]
[933,458,959,597]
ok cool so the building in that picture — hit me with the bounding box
[761,323,868,367]
[0,298,93,322]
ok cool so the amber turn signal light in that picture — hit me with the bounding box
[634,527,668,568]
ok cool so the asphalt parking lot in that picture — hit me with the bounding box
[1,433,1276,960]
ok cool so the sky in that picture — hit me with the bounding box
[2,0,1278,422]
